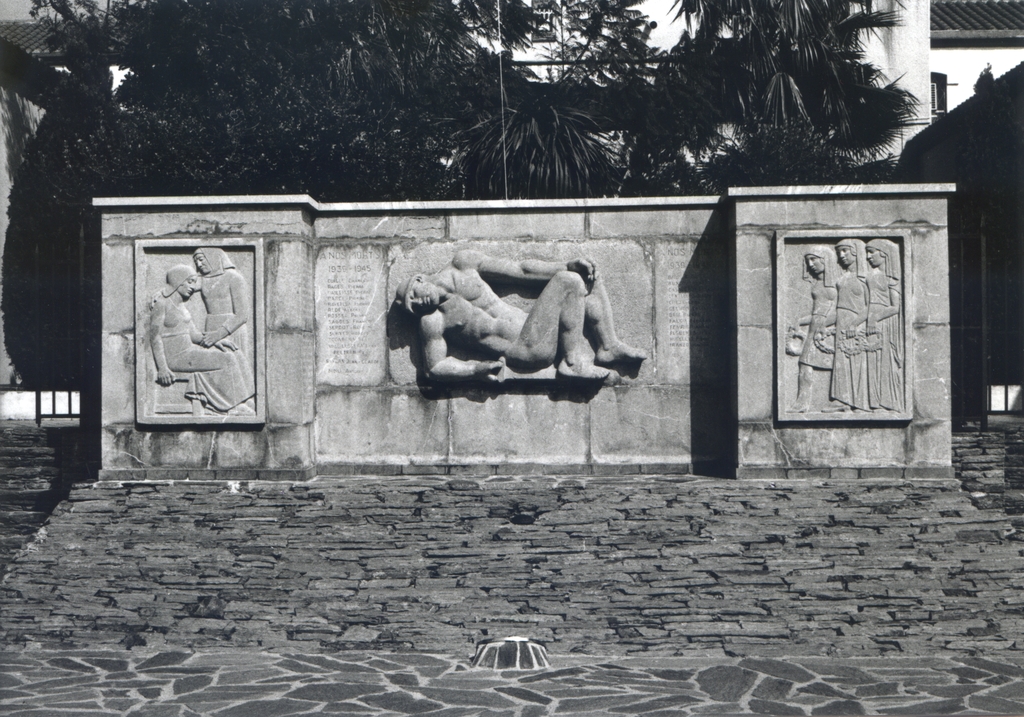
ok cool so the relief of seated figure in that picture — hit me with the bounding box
[395,250,646,383]
[149,264,255,415]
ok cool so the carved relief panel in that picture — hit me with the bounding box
[135,239,265,425]
[389,249,648,385]
[777,233,911,422]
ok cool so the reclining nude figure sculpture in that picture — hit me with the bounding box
[395,250,646,382]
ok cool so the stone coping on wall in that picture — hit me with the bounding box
[93,194,724,213]
[93,184,958,214]
[728,183,956,198]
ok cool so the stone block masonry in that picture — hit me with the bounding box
[951,428,1024,513]
[0,422,85,573]
[97,194,739,479]
[3,475,1023,657]
[732,186,954,476]
[95,187,954,480]
[954,432,1006,494]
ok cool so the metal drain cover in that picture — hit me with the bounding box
[472,636,550,670]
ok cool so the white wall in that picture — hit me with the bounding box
[932,47,1024,113]
[861,0,932,145]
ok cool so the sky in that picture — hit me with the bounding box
[641,0,688,50]
[0,0,34,22]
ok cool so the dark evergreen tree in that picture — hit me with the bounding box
[5,0,538,387]
[3,0,919,386]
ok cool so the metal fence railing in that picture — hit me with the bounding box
[35,390,80,425]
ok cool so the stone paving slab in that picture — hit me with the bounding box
[3,649,1024,716]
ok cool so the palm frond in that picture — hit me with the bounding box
[455,83,618,199]
[764,72,808,125]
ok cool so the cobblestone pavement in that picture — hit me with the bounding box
[4,649,1024,716]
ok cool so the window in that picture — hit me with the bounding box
[931,72,948,119]
[532,0,557,43]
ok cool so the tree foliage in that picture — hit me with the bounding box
[670,0,915,192]
[3,0,917,386]
[701,121,898,191]
[672,0,917,158]
[4,0,536,387]
[457,81,621,199]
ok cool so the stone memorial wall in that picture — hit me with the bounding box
[99,195,735,480]
[732,186,952,479]
[12,186,994,657]
[98,187,951,481]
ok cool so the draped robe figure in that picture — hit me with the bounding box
[789,250,837,412]
[830,239,870,411]
[192,248,255,414]
[865,239,904,411]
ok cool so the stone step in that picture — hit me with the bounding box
[0,445,52,458]
[0,452,58,471]
[0,510,52,534]
[0,489,60,511]
[0,430,51,447]
[0,534,29,551]
[0,475,56,491]
[0,467,60,481]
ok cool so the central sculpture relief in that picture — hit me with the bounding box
[395,250,646,383]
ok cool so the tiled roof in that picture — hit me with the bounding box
[0,21,53,55]
[933,0,1024,33]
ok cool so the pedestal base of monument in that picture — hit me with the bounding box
[319,463,696,477]
[97,468,316,482]
[3,473,1020,657]
[737,465,955,480]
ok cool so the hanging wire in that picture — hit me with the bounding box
[497,0,510,200]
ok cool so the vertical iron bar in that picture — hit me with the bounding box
[982,224,989,431]
[34,243,40,426]
[954,234,962,425]
[959,236,966,425]
[80,221,86,421]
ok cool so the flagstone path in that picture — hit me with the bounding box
[4,649,1024,716]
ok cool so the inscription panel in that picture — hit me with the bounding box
[655,241,726,385]
[315,245,387,386]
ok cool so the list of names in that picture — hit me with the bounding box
[316,247,385,385]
